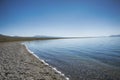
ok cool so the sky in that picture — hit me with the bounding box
[0,0,120,37]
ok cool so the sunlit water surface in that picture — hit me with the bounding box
[25,37,120,80]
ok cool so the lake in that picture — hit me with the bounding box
[25,37,120,80]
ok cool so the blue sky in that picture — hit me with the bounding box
[0,0,120,37]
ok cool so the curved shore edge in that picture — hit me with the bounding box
[22,43,69,80]
[0,42,69,80]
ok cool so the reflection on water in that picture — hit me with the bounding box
[25,37,120,80]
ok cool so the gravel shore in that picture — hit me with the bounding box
[0,42,67,80]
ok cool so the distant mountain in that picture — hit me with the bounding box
[109,35,120,37]
[0,34,11,38]
[33,35,61,38]
[0,34,62,42]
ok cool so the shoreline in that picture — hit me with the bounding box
[0,42,69,80]
[23,43,69,80]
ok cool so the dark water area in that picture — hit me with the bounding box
[25,37,120,80]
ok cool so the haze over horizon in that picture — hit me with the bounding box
[0,0,120,37]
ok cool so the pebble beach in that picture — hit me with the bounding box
[0,42,67,80]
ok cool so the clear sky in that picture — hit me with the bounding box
[0,0,120,37]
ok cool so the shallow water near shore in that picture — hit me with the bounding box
[25,37,120,80]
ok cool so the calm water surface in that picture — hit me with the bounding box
[25,37,120,80]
